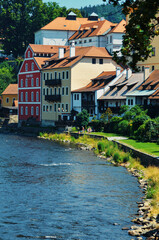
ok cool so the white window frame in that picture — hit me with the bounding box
[25,106,28,115]
[25,92,28,102]
[36,106,39,116]
[31,92,34,102]
[31,78,34,87]
[36,91,39,102]
[31,62,34,71]
[25,63,28,71]
[36,78,39,86]
[21,106,23,115]
[21,92,23,102]
[31,106,34,115]
[21,79,23,87]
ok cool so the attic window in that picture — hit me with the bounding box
[64,25,67,27]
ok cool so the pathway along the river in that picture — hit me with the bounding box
[0,134,144,240]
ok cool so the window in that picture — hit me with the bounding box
[36,78,39,86]
[142,66,144,72]
[25,106,28,115]
[66,87,68,95]
[31,62,34,70]
[74,94,76,100]
[43,73,46,80]
[31,92,34,102]
[99,59,103,64]
[21,79,23,87]
[128,99,130,105]
[110,36,112,43]
[21,106,23,115]
[21,92,23,102]
[50,73,53,79]
[25,63,28,71]
[66,71,69,79]
[47,73,49,80]
[46,88,49,95]
[62,104,64,112]
[50,105,52,112]
[43,88,45,96]
[31,106,34,115]
[31,78,34,87]
[46,105,49,112]
[89,39,92,42]
[36,92,39,102]
[55,72,57,79]
[131,99,133,105]
[77,94,79,100]
[25,92,28,101]
[58,88,61,95]
[92,58,96,64]
[62,71,65,79]
[54,88,57,95]
[36,107,39,116]
[62,87,64,95]
[152,66,155,71]
[152,47,155,56]
[25,79,28,87]
[66,104,68,112]
[84,40,87,43]
[43,105,45,112]
[79,40,82,44]
[54,103,56,112]
[50,88,52,95]
[58,72,61,79]
[58,104,60,112]
[28,51,30,58]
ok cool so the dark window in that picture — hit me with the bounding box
[89,39,92,42]
[131,99,133,105]
[74,94,76,100]
[62,87,64,95]
[46,88,49,95]
[66,71,69,79]
[62,71,65,79]
[99,59,103,64]
[54,88,57,95]
[43,73,45,80]
[58,88,61,95]
[152,47,155,56]
[152,66,155,71]
[58,72,61,79]
[142,66,144,72]
[55,72,57,79]
[128,99,130,105]
[92,58,96,64]
[66,87,68,95]
[84,40,86,43]
[43,88,45,96]
[54,104,56,112]
[77,94,79,100]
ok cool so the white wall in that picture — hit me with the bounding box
[72,93,82,112]
[35,30,75,46]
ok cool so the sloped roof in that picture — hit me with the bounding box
[138,70,159,91]
[34,57,50,69]
[69,20,116,40]
[2,84,18,95]
[29,44,68,54]
[149,89,159,99]
[72,71,116,93]
[40,17,98,31]
[99,72,144,100]
[43,46,112,70]
[107,19,126,34]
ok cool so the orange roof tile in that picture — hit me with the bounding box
[40,17,99,31]
[29,44,68,54]
[2,84,18,95]
[108,19,126,34]
[138,69,159,90]
[43,46,112,70]
[34,57,50,69]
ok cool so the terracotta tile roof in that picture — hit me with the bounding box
[107,19,126,34]
[99,72,144,100]
[43,46,112,70]
[40,17,98,31]
[138,70,159,90]
[30,44,68,54]
[2,84,18,95]
[34,57,51,68]
[72,71,116,93]
[69,20,117,40]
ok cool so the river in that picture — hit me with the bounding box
[0,134,144,240]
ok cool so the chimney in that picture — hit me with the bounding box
[70,41,75,58]
[59,48,64,59]
[116,67,121,77]
[126,68,132,80]
[144,66,150,80]
[100,17,105,21]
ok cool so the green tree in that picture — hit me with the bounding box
[76,109,89,129]
[0,62,16,95]
[104,0,159,70]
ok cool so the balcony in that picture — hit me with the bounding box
[45,94,61,102]
[82,100,95,107]
[45,79,61,87]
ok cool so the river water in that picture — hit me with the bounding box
[0,134,144,240]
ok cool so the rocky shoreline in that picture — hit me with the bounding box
[39,136,159,240]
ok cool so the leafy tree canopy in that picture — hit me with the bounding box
[103,0,159,70]
[76,109,89,129]
[0,62,16,94]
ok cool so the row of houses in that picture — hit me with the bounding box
[16,43,159,126]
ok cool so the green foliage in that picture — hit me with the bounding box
[76,109,89,129]
[122,152,130,163]
[113,152,121,163]
[106,148,113,157]
[132,114,150,132]
[135,119,159,141]
[108,116,122,133]
[123,105,147,121]
[97,141,106,152]
[0,62,16,94]
[119,105,130,115]
[100,108,112,123]
[118,120,129,135]
[90,119,104,132]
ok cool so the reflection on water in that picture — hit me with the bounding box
[0,134,143,240]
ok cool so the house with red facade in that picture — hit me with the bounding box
[18,44,66,124]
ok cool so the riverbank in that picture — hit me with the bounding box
[38,132,159,240]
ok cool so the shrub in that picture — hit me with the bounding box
[132,114,150,133]
[118,120,129,135]
[39,132,43,137]
[106,147,113,157]
[70,136,75,143]
[97,141,106,152]
[113,152,121,163]
[106,116,122,133]
[135,119,158,141]
[122,152,130,163]
[90,120,104,132]
[76,109,89,129]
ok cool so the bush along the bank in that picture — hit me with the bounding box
[91,105,159,142]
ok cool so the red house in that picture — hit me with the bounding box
[18,44,62,123]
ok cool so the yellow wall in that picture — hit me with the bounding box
[41,57,118,124]
[2,94,18,108]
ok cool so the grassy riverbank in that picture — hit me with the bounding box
[39,132,159,216]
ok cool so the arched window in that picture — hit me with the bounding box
[25,78,28,87]
[21,79,23,87]
[28,51,30,58]
[31,78,34,87]
[31,92,34,102]
[36,78,39,86]
[25,63,28,71]
[36,107,39,115]
[21,92,23,102]
[25,92,28,101]
[25,106,28,115]
[21,106,23,115]
[31,62,34,71]
[31,106,34,115]
[36,92,39,102]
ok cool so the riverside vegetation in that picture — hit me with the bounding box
[39,132,159,238]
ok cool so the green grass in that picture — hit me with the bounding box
[87,132,120,137]
[120,139,159,157]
